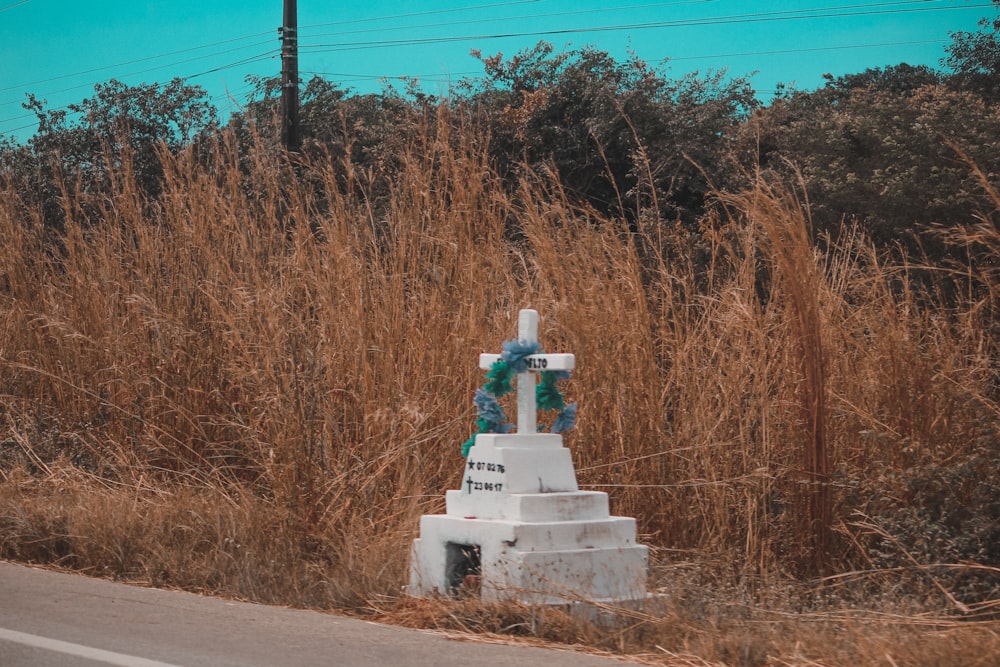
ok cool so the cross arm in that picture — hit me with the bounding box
[479,353,576,371]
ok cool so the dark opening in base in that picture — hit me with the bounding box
[445,542,481,596]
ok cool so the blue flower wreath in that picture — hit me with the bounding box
[461,338,577,457]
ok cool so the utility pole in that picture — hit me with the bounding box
[280,0,300,152]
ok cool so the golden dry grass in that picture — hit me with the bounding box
[0,109,997,665]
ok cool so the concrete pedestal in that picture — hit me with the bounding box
[408,434,648,605]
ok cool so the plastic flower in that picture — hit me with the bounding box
[501,338,542,373]
[550,403,578,434]
[484,360,514,396]
[536,372,566,411]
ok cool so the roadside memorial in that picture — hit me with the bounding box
[408,309,648,605]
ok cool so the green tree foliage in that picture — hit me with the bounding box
[944,2,1000,102]
[12,79,217,230]
[27,78,217,189]
[820,63,942,100]
[462,42,758,227]
[304,78,434,179]
[233,74,432,200]
[4,7,1000,264]
[735,66,1000,258]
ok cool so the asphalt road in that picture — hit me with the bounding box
[0,561,630,666]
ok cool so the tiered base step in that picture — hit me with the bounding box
[409,491,647,605]
[409,433,648,605]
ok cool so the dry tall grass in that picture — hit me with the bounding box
[0,108,997,664]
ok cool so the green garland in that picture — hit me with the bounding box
[461,339,576,457]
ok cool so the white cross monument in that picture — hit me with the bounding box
[408,309,649,605]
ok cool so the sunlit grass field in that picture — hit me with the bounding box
[1,112,998,665]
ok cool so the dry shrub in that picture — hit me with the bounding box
[0,108,997,664]
[0,464,408,608]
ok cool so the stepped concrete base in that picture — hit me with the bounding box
[409,506,648,604]
[408,433,648,605]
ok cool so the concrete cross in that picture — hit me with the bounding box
[479,309,575,434]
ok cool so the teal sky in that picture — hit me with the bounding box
[1,1,996,140]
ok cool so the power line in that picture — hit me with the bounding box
[297,70,483,87]
[0,34,275,96]
[300,0,718,38]
[1,0,975,100]
[0,51,277,134]
[301,3,993,53]
[0,33,958,138]
[287,1,984,38]
[300,0,546,29]
[297,37,950,83]
[0,43,277,112]
[669,37,949,62]
[0,0,31,12]
[0,0,554,123]
[0,0,553,97]
[183,50,279,81]
[1,1,982,96]
[0,29,947,135]
[305,0,932,42]
[299,69,481,80]
[1,0,988,137]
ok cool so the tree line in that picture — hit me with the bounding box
[2,7,998,266]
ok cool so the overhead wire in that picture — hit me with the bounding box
[0,50,278,134]
[2,0,961,96]
[299,0,718,38]
[0,0,556,97]
[0,1,522,135]
[0,0,31,12]
[0,34,275,96]
[300,0,547,29]
[184,51,279,80]
[292,36,950,94]
[0,41,277,109]
[669,38,949,62]
[0,0,553,126]
[0,48,277,127]
[301,2,993,53]
[299,69,480,79]
[302,0,924,41]
[0,0,990,137]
